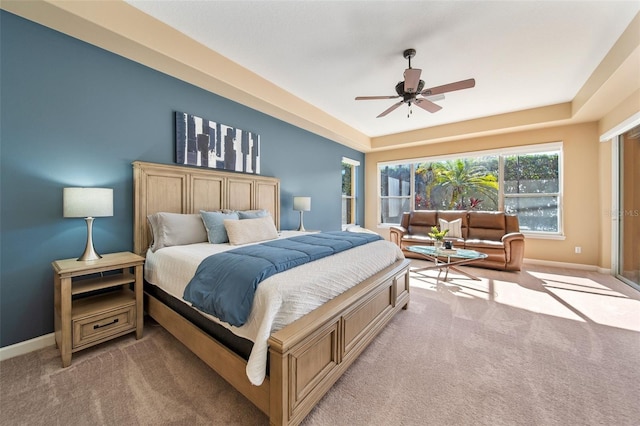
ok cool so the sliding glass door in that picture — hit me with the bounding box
[616,125,640,289]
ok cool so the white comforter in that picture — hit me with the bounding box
[144,231,404,385]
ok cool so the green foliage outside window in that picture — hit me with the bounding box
[504,153,559,193]
[415,158,499,210]
[341,162,352,196]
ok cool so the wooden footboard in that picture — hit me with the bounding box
[144,259,410,426]
[268,258,410,425]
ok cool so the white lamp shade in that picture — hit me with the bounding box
[293,196,311,212]
[63,187,113,218]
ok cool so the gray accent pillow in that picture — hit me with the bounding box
[200,210,240,244]
[147,213,208,252]
[237,209,269,219]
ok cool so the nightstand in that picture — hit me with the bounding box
[52,251,145,367]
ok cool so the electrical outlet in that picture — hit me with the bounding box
[575,246,582,254]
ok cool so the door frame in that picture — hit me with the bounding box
[608,117,640,290]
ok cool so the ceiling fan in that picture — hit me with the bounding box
[355,48,476,118]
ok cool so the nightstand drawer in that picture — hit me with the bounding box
[72,304,136,349]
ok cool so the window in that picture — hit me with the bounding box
[502,151,561,233]
[379,164,411,224]
[378,143,562,236]
[342,157,360,226]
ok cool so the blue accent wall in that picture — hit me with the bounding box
[0,11,365,347]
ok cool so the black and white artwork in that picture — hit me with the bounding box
[175,111,260,174]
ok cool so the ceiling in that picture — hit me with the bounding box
[124,0,639,139]
[2,0,637,152]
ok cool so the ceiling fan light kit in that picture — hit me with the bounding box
[355,48,475,118]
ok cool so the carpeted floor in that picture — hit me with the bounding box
[2,262,639,425]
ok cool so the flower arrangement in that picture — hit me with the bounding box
[428,226,449,241]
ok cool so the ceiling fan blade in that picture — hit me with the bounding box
[377,101,404,118]
[424,93,445,102]
[403,68,422,93]
[414,98,442,113]
[355,95,399,100]
[421,78,475,96]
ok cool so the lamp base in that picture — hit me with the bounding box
[77,217,102,261]
[297,211,306,232]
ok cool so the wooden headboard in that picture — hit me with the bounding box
[132,161,280,256]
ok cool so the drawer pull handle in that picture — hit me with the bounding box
[94,318,118,329]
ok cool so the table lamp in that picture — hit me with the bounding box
[293,196,311,232]
[63,187,113,261]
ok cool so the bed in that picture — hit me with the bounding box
[133,161,411,426]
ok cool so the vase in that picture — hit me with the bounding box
[434,241,444,250]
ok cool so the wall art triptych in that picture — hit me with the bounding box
[175,111,260,174]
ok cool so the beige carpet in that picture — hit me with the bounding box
[2,262,639,425]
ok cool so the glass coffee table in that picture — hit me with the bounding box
[407,245,488,282]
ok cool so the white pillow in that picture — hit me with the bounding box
[345,224,378,235]
[438,218,462,238]
[147,213,208,252]
[224,216,279,246]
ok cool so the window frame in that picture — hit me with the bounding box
[377,142,564,239]
[342,157,360,228]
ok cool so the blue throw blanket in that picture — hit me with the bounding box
[183,231,382,326]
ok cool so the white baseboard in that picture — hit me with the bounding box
[523,257,611,274]
[0,333,55,362]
